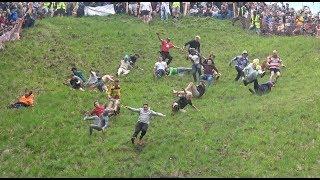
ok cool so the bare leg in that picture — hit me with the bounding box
[185,82,197,95]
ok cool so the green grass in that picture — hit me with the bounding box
[1,14,320,177]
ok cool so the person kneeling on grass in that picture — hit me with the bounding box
[243,58,266,86]
[84,108,113,135]
[9,90,35,109]
[154,56,167,78]
[248,79,275,96]
[173,81,206,99]
[107,79,121,115]
[165,66,192,76]
[125,103,166,145]
[172,90,199,113]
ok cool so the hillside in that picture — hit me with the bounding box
[1,15,320,177]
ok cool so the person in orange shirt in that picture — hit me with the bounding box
[9,90,35,109]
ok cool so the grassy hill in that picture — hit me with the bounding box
[1,15,320,177]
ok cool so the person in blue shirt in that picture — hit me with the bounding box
[229,50,249,81]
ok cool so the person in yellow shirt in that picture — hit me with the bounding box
[107,79,121,115]
[9,90,35,109]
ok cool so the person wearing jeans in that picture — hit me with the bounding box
[84,109,111,135]
[229,50,249,81]
[188,48,202,82]
[125,103,165,145]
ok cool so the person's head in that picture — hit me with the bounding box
[25,90,33,97]
[172,102,179,112]
[158,56,163,62]
[252,58,260,68]
[209,53,215,59]
[94,101,99,107]
[242,50,248,58]
[272,50,278,57]
[207,59,213,65]
[143,103,149,111]
[195,35,200,42]
[71,67,77,72]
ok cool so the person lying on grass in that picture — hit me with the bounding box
[165,66,192,76]
[71,67,86,83]
[173,81,206,99]
[124,53,140,67]
[172,90,199,113]
[243,58,266,86]
[154,56,167,78]
[125,103,166,145]
[248,79,275,96]
[84,108,113,135]
[8,90,35,109]
[85,70,99,89]
[107,79,121,115]
[64,74,85,91]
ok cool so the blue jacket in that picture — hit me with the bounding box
[233,55,249,70]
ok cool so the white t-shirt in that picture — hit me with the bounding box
[189,54,200,64]
[154,61,167,70]
[140,2,152,11]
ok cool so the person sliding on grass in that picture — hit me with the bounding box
[165,66,192,76]
[173,81,206,99]
[172,90,199,113]
[9,90,35,109]
[117,55,133,76]
[71,67,86,83]
[85,70,99,89]
[65,74,85,91]
[124,53,140,67]
[201,54,221,86]
[83,101,109,117]
[243,58,266,86]
[125,103,166,145]
[248,79,275,96]
[156,32,182,65]
[154,56,167,78]
[267,50,285,83]
[229,50,249,81]
[107,79,121,115]
[84,108,113,135]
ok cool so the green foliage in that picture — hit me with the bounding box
[1,15,320,177]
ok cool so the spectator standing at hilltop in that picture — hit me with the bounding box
[139,2,152,24]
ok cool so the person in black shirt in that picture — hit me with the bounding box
[127,53,140,67]
[172,90,198,113]
[184,35,201,54]
[249,79,274,96]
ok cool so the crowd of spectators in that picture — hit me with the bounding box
[1,2,320,40]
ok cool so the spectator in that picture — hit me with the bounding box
[139,2,152,24]
[160,2,170,21]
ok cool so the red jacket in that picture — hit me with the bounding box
[90,105,105,117]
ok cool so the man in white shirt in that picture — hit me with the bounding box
[188,48,202,82]
[139,2,152,23]
[154,56,167,78]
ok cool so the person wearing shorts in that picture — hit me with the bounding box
[267,50,284,82]
[172,91,198,113]
[173,81,206,99]
[125,103,165,145]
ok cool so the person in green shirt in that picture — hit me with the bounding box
[165,66,192,76]
[71,67,86,83]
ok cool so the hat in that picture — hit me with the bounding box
[242,50,248,54]
[252,59,259,65]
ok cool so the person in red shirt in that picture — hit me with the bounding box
[84,101,106,119]
[156,32,182,65]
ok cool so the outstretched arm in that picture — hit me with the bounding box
[192,104,199,111]
[156,32,162,42]
[150,110,166,117]
[125,106,141,113]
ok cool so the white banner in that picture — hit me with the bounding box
[84,4,115,16]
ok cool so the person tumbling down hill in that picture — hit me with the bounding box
[154,56,167,78]
[173,81,206,99]
[124,53,140,67]
[9,90,35,109]
[84,108,113,135]
[107,79,121,115]
[249,79,275,96]
[71,67,86,83]
[172,90,199,113]
[85,70,99,89]
[125,103,166,145]
[165,66,192,76]
[243,58,266,86]
[65,74,85,91]
[117,55,133,77]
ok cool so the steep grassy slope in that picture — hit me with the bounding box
[1,15,320,177]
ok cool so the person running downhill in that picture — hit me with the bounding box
[267,50,285,82]
[156,32,182,65]
[243,58,265,86]
[125,103,166,145]
[184,35,201,54]
[188,48,202,82]
[229,50,249,81]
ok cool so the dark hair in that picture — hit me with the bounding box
[172,104,179,112]
[143,103,148,106]
[71,67,77,71]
